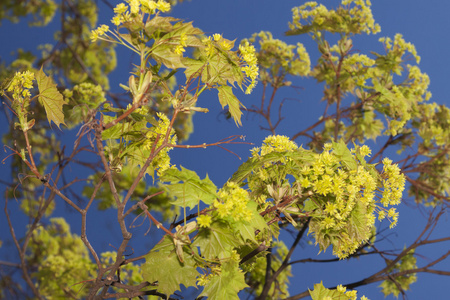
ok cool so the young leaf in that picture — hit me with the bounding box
[199,259,248,300]
[309,282,349,300]
[234,201,268,243]
[193,221,241,259]
[332,140,357,170]
[160,166,217,209]
[151,45,185,69]
[142,236,198,297]
[217,85,243,127]
[36,67,67,129]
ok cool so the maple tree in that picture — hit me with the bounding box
[0,0,449,299]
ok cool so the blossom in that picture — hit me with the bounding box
[214,182,253,222]
[143,112,177,174]
[239,41,259,94]
[197,214,212,228]
[90,25,109,42]
[7,71,35,100]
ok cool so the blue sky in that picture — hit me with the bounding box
[1,0,449,299]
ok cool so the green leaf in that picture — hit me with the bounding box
[347,201,369,241]
[160,166,217,209]
[332,140,357,170]
[199,259,248,300]
[151,45,185,69]
[217,85,243,127]
[183,57,206,80]
[160,21,203,46]
[36,67,67,129]
[303,199,319,212]
[230,150,315,184]
[309,282,349,300]
[234,201,268,243]
[145,15,179,36]
[193,221,241,259]
[143,236,198,297]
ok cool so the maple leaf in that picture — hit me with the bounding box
[142,236,198,297]
[36,67,67,129]
[193,221,240,259]
[234,201,268,244]
[309,282,349,300]
[160,166,217,210]
[217,85,244,127]
[199,260,248,300]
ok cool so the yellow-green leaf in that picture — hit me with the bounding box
[36,67,67,129]
[217,85,243,127]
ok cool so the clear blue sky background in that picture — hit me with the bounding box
[1,0,449,299]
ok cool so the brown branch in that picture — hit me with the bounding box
[4,197,44,300]
[257,218,310,300]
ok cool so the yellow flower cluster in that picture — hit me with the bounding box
[239,41,259,94]
[407,65,431,101]
[344,53,376,86]
[289,0,380,35]
[99,0,170,29]
[251,135,298,157]
[7,70,35,100]
[304,144,405,258]
[335,284,370,300]
[343,0,380,34]
[379,34,420,64]
[202,34,233,56]
[213,182,253,222]
[90,24,109,42]
[174,33,187,55]
[197,214,212,228]
[248,31,310,79]
[295,43,311,76]
[378,158,405,228]
[143,112,177,174]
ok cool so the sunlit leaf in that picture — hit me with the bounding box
[217,85,243,127]
[199,259,248,300]
[160,166,217,209]
[36,67,67,129]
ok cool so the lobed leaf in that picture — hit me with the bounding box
[199,260,248,300]
[36,67,67,129]
[160,166,217,210]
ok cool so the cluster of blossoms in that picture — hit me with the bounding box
[289,0,380,35]
[239,41,259,94]
[7,71,35,100]
[304,144,405,258]
[197,213,212,228]
[335,284,370,300]
[90,0,171,41]
[143,112,177,174]
[251,135,298,157]
[248,31,310,79]
[196,265,221,286]
[213,182,253,223]
[212,34,233,50]
[249,135,299,205]
[378,158,405,224]
[90,24,109,42]
[67,82,106,104]
[202,34,234,56]
[112,0,170,25]
[379,34,420,65]
[407,65,431,101]
[244,136,405,259]
[343,53,376,86]
[174,33,188,55]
